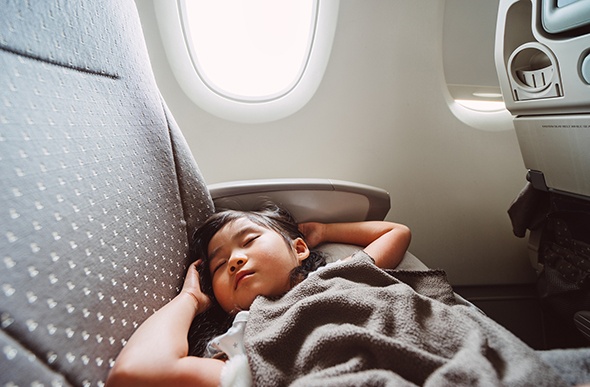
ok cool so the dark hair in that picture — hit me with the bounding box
[187,203,327,356]
[190,203,327,302]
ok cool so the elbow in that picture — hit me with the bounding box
[106,359,152,387]
[401,224,412,246]
[390,222,411,249]
[393,224,412,260]
[106,363,134,387]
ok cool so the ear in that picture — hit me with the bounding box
[293,237,310,262]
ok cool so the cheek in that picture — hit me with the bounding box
[211,275,230,299]
[258,239,297,263]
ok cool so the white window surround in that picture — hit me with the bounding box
[442,82,514,132]
[153,0,339,124]
[447,98,515,132]
[442,0,515,132]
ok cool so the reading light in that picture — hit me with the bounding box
[472,92,504,98]
[456,99,506,112]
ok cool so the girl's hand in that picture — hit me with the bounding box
[181,260,211,314]
[298,222,327,249]
[106,259,224,387]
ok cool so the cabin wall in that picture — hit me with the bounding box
[135,0,536,286]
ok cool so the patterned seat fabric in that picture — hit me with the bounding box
[0,1,214,385]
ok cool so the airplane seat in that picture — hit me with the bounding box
[0,1,216,385]
[1,0,588,385]
[496,0,590,347]
[0,2,427,384]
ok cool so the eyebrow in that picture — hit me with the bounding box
[208,224,260,264]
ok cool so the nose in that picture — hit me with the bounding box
[228,254,247,273]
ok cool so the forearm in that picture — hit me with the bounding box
[319,221,396,245]
[362,223,411,269]
[107,259,224,386]
[320,221,411,269]
[121,292,201,359]
[107,292,217,386]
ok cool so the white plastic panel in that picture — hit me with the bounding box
[496,0,590,199]
[541,0,590,34]
[514,115,590,196]
[208,178,390,223]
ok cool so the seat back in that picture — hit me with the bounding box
[0,1,213,385]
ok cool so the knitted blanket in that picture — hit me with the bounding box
[244,251,566,386]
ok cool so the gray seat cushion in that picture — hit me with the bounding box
[0,1,213,385]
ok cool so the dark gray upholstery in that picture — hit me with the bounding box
[0,1,213,385]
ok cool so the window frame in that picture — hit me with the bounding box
[154,0,340,123]
[442,0,514,131]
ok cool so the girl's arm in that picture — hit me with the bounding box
[299,221,411,270]
[106,260,224,387]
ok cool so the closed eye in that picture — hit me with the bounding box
[244,235,260,246]
[211,259,227,274]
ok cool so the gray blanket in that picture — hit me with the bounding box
[244,251,566,386]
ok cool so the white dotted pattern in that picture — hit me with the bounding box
[0,0,213,385]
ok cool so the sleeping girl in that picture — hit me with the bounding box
[106,203,568,387]
[105,203,409,386]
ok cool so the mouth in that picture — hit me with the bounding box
[234,270,253,290]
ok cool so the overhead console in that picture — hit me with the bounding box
[496,0,590,197]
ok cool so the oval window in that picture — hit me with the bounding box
[154,0,339,123]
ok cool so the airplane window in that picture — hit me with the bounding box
[183,0,314,100]
[154,0,339,123]
[443,0,514,130]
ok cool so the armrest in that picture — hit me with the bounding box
[208,178,390,223]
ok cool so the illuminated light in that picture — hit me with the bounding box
[455,99,507,112]
[472,92,503,98]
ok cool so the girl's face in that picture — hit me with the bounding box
[207,217,310,314]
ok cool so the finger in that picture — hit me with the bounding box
[189,259,204,272]
[298,223,310,235]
